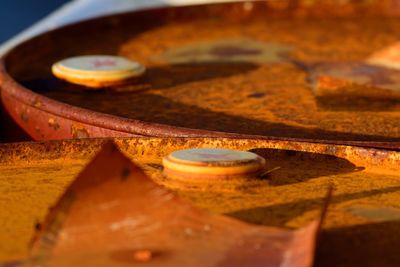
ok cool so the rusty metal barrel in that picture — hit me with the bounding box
[0,0,400,149]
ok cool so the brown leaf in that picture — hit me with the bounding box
[25,141,322,267]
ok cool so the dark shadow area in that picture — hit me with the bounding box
[22,62,259,92]
[226,185,400,227]
[316,95,400,112]
[249,148,362,186]
[147,62,259,89]
[0,102,31,143]
[315,220,400,267]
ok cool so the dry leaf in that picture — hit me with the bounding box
[15,142,322,267]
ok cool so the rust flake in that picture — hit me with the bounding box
[48,118,60,131]
[71,125,90,139]
[20,111,29,123]
[32,99,42,108]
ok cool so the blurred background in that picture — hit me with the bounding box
[0,0,224,50]
[0,0,69,43]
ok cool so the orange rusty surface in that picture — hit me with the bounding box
[27,142,321,267]
[0,0,399,149]
[0,137,400,266]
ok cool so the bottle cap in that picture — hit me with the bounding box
[52,55,145,88]
[162,148,265,179]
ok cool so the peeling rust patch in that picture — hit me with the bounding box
[20,111,29,123]
[146,163,163,170]
[111,249,156,263]
[32,99,42,108]
[247,92,266,98]
[71,125,90,139]
[47,118,60,131]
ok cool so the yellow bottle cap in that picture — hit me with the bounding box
[52,55,145,88]
[162,148,266,179]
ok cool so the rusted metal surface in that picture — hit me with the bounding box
[21,142,321,267]
[1,91,135,140]
[0,137,400,266]
[0,1,400,149]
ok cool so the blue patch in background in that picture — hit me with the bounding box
[0,0,69,43]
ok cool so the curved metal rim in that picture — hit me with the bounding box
[0,1,399,150]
